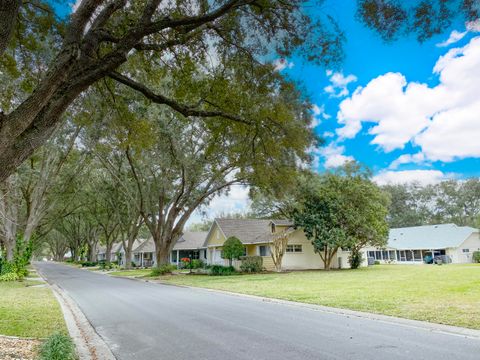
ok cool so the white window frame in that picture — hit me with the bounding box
[286,244,303,253]
[258,245,270,257]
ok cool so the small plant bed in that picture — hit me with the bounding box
[0,335,41,360]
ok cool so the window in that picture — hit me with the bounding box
[286,244,302,253]
[258,245,270,257]
[367,251,375,258]
[463,248,470,253]
[191,251,200,260]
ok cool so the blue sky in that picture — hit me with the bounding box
[278,0,480,185]
[53,1,480,219]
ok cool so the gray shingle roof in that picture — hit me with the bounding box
[388,224,477,250]
[132,232,208,254]
[173,232,207,250]
[213,218,288,245]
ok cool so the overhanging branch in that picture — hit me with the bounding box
[108,71,252,125]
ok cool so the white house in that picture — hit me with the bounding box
[363,224,480,264]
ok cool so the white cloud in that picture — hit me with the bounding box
[273,58,294,71]
[310,104,331,128]
[187,185,251,226]
[324,70,357,97]
[436,19,480,47]
[467,19,480,32]
[323,131,335,138]
[318,142,354,169]
[336,36,480,162]
[373,170,452,186]
[436,30,467,47]
[389,153,426,169]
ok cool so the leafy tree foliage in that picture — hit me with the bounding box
[221,236,244,266]
[357,0,479,42]
[0,0,343,181]
[383,179,480,228]
[292,163,389,270]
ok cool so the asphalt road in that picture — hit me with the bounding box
[36,262,479,360]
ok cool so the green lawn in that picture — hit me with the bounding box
[109,269,154,277]
[0,281,67,338]
[161,264,480,329]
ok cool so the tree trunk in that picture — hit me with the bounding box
[5,240,14,261]
[155,242,171,267]
[0,0,21,56]
[105,243,112,264]
[88,244,96,262]
[125,247,132,269]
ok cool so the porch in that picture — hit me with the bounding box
[367,249,449,263]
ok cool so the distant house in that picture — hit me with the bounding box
[363,224,480,264]
[203,218,351,270]
[96,243,122,263]
[126,232,208,268]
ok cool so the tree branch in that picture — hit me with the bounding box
[108,71,252,125]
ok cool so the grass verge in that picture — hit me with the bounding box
[0,280,67,338]
[161,264,480,329]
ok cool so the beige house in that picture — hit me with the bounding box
[363,224,480,264]
[204,218,351,270]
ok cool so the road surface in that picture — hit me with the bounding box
[36,262,479,360]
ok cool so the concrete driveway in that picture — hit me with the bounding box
[36,262,479,360]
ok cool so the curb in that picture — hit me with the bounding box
[132,277,480,341]
[36,268,116,360]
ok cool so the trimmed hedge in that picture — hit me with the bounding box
[209,265,236,276]
[151,264,177,276]
[239,256,263,273]
[473,251,480,263]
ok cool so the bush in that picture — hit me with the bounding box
[80,261,97,267]
[151,264,177,276]
[0,272,19,282]
[374,260,380,265]
[473,251,480,263]
[209,265,236,276]
[348,251,363,269]
[239,256,263,273]
[39,333,77,360]
[222,237,245,266]
[191,259,204,269]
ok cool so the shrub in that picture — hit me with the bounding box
[221,237,245,266]
[39,333,77,360]
[374,260,380,265]
[80,261,97,267]
[209,265,236,276]
[348,251,363,269]
[473,251,480,263]
[151,264,177,276]
[191,259,204,269]
[239,256,263,273]
[0,272,19,282]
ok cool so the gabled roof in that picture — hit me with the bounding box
[210,218,291,245]
[97,242,122,254]
[388,224,478,250]
[270,219,294,226]
[133,232,208,254]
[173,232,207,250]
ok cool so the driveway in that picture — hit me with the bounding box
[36,262,479,360]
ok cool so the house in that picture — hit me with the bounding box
[363,224,480,264]
[96,242,122,262]
[129,232,208,268]
[204,218,351,270]
[170,232,208,265]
